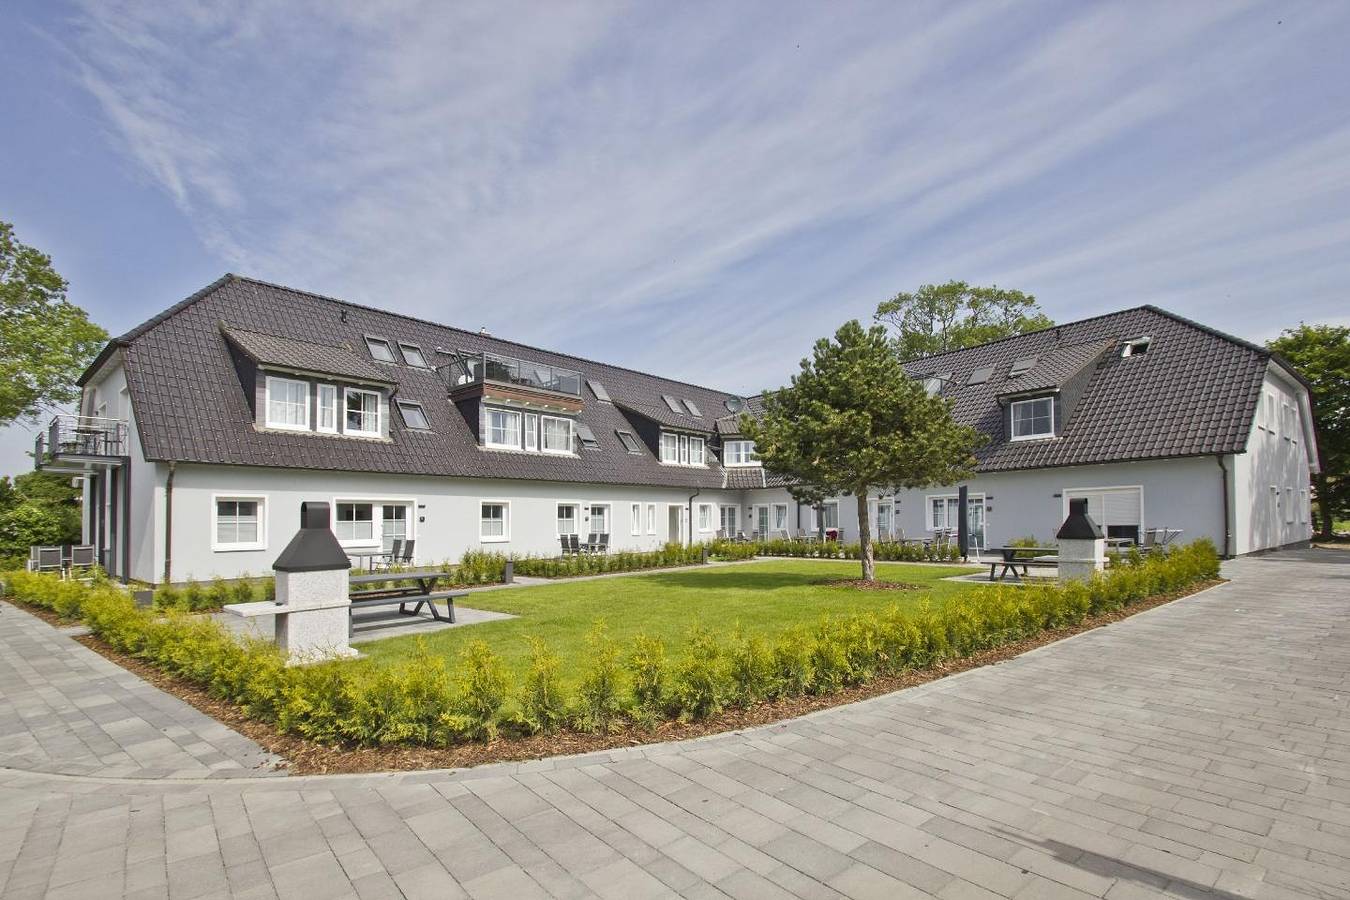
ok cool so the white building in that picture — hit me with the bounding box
[36,276,1318,583]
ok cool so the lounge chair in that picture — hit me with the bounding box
[584,532,598,554]
[568,534,581,555]
[559,535,572,556]
[68,545,97,579]
[34,546,63,575]
[597,533,610,554]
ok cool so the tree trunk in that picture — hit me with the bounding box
[856,490,875,582]
[1315,472,1334,540]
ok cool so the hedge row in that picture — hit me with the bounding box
[0,540,1219,747]
[710,538,963,563]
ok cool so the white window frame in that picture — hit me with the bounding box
[317,383,338,433]
[524,413,539,451]
[486,408,522,449]
[212,494,267,552]
[698,503,713,532]
[587,503,611,536]
[809,501,841,531]
[719,505,739,535]
[334,501,377,546]
[480,500,510,542]
[924,493,987,531]
[1286,484,1295,524]
[660,432,680,463]
[331,496,417,549]
[689,436,706,466]
[541,415,574,455]
[631,503,642,536]
[1010,396,1055,441]
[646,503,657,535]
[772,503,789,532]
[265,376,311,431]
[344,387,382,437]
[723,440,759,466]
[556,502,581,537]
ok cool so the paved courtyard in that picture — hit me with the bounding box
[0,550,1346,899]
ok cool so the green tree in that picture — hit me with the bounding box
[743,320,984,581]
[0,471,83,564]
[0,220,108,425]
[1267,324,1349,538]
[874,280,1052,361]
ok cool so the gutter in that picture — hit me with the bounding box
[1215,454,1232,558]
[163,461,176,584]
[686,488,700,546]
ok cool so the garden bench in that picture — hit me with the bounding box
[347,569,465,636]
[986,546,1058,582]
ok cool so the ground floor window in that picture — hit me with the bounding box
[720,506,738,534]
[631,503,642,535]
[557,503,579,535]
[812,502,839,530]
[877,500,893,538]
[334,500,414,548]
[336,502,375,542]
[382,505,407,552]
[773,503,789,531]
[698,503,713,532]
[213,496,265,551]
[647,503,657,534]
[481,502,509,541]
[589,504,610,535]
[1063,486,1142,544]
[925,494,986,544]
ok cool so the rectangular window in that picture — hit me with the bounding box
[398,343,428,368]
[213,497,264,551]
[365,336,396,362]
[1265,390,1277,433]
[616,430,642,453]
[1010,397,1054,440]
[1286,484,1295,523]
[542,416,574,453]
[720,506,738,534]
[382,505,408,552]
[317,384,338,433]
[682,398,702,417]
[660,432,680,463]
[524,413,538,451]
[723,440,758,466]
[335,502,375,543]
[689,436,706,466]
[265,376,310,430]
[647,503,656,535]
[773,503,788,531]
[345,388,381,436]
[557,503,578,535]
[821,502,839,529]
[589,504,610,535]
[662,394,683,414]
[678,434,689,464]
[1300,489,1308,525]
[631,503,642,536]
[698,503,713,532]
[396,400,430,430]
[486,408,521,448]
[480,502,509,541]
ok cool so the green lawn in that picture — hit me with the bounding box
[360,559,979,685]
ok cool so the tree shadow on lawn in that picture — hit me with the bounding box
[631,565,961,593]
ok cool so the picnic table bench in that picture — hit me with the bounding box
[348,569,465,636]
[986,547,1058,582]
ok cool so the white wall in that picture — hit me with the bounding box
[1232,364,1316,554]
[888,456,1229,553]
[158,464,743,582]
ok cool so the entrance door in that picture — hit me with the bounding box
[668,505,683,544]
[966,499,986,550]
[877,501,893,540]
[755,505,770,536]
[719,506,738,535]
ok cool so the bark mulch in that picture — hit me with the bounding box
[811,579,924,591]
[39,579,1224,776]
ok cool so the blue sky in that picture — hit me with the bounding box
[3,1,1349,477]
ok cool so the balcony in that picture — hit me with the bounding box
[443,351,582,400]
[34,415,128,471]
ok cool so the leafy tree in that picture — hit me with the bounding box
[1267,324,1349,538]
[0,471,82,564]
[874,280,1052,361]
[0,220,108,425]
[743,320,984,581]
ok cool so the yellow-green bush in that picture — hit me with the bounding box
[0,539,1219,749]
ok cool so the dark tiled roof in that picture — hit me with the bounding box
[614,400,713,433]
[220,325,393,384]
[116,276,747,489]
[722,468,767,490]
[900,306,1270,472]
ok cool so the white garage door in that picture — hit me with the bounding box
[1063,486,1143,542]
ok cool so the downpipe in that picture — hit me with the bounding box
[163,461,176,584]
[1215,454,1232,558]
[686,488,700,547]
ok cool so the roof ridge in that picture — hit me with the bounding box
[230,275,745,399]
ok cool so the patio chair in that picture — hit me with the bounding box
[394,540,415,566]
[559,535,572,556]
[584,532,598,554]
[26,545,41,572]
[378,539,404,571]
[597,533,610,554]
[34,546,63,575]
[735,530,749,543]
[775,529,791,542]
[716,529,727,541]
[568,534,581,555]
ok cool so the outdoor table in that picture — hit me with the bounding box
[986,546,1058,582]
[347,568,461,636]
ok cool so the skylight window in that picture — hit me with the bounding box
[396,400,430,430]
[587,379,611,402]
[399,343,428,368]
[616,429,642,453]
[967,366,994,386]
[1121,336,1152,358]
[575,422,599,448]
[682,398,703,417]
[1008,355,1038,377]
[662,394,684,414]
[922,377,943,396]
[365,336,396,363]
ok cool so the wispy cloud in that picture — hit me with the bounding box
[58,0,1350,393]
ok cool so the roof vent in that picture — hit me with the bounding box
[1008,355,1038,377]
[967,366,994,386]
[1121,336,1152,358]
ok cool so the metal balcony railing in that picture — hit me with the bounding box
[441,351,582,397]
[36,415,128,461]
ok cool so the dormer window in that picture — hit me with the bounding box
[541,415,574,454]
[345,388,381,436]
[265,376,310,431]
[1010,396,1054,441]
[365,336,396,363]
[724,440,758,466]
[659,431,705,465]
[399,343,428,368]
[1121,336,1152,358]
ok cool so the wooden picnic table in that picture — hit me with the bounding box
[347,568,464,636]
[986,546,1058,582]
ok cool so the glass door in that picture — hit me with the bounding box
[720,506,738,535]
[877,501,892,540]
[756,506,770,535]
[382,505,408,552]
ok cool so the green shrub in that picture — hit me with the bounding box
[518,637,566,734]
[572,622,626,732]
[727,630,775,704]
[628,633,669,724]
[447,640,509,741]
[671,626,727,720]
[772,627,813,697]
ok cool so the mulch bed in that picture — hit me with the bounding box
[18,579,1222,776]
[812,579,924,591]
